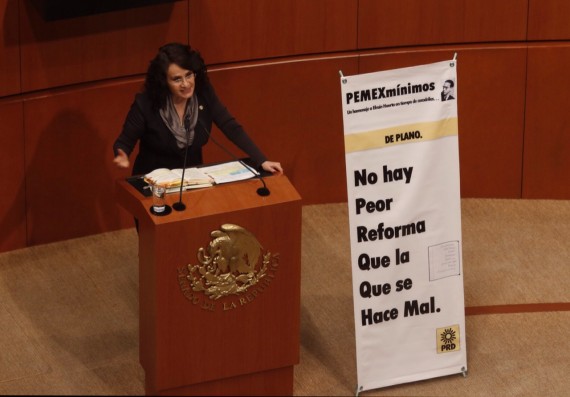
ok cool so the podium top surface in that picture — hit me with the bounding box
[115,174,301,225]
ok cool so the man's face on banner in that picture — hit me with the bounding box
[442,82,452,97]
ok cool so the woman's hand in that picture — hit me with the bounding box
[113,148,130,169]
[261,161,283,174]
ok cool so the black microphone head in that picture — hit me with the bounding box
[257,187,270,197]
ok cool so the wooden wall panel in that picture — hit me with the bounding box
[358,0,528,49]
[203,55,359,204]
[359,45,527,198]
[18,0,188,92]
[189,0,357,64]
[0,100,26,252]
[0,0,21,96]
[523,44,570,199]
[528,0,570,40]
[23,80,143,245]
[1,0,567,251]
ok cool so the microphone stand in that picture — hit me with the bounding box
[173,115,191,211]
[197,121,271,197]
[240,161,270,196]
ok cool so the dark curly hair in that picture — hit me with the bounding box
[144,42,208,111]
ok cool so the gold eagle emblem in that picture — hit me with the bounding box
[187,224,272,300]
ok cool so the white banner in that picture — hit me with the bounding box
[340,59,467,392]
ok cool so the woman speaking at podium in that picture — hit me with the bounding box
[112,42,282,176]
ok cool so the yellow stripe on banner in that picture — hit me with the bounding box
[344,117,458,153]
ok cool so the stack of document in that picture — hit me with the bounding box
[144,161,258,194]
[144,168,214,193]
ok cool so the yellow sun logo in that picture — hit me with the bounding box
[437,325,460,353]
[440,328,456,344]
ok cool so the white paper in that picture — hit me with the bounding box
[199,161,258,184]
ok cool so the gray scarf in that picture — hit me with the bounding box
[159,95,199,149]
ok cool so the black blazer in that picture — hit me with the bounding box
[114,81,267,176]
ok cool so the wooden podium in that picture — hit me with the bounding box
[115,175,302,396]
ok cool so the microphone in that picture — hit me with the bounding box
[172,114,192,211]
[184,113,191,131]
[197,121,270,197]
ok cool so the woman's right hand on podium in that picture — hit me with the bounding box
[113,148,130,169]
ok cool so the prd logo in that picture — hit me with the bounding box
[436,325,460,353]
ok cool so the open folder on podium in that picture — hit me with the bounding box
[116,172,302,396]
[131,160,265,196]
[143,161,261,194]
